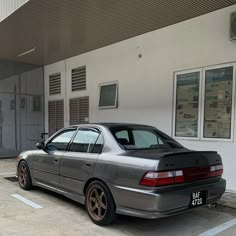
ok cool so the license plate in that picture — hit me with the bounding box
[189,191,206,208]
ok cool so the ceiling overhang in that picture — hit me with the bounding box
[0,0,236,66]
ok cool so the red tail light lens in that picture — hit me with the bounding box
[209,164,223,177]
[140,164,223,187]
[140,170,184,187]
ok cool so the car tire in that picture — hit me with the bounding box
[18,161,32,190]
[85,181,116,226]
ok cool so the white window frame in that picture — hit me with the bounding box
[99,81,118,109]
[200,63,235,142]
[173,69,202,140]
[173,63,236,142]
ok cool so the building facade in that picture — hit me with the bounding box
[45,5,236,191]
[0,1,236,191]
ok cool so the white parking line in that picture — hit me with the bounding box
[12,194,43,209]
[0,172,15,176]
[199,218,236,236]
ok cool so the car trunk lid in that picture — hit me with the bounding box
[126,149,223,186]
[158,150,222,170]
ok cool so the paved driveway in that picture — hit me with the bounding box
[0,159,236,236]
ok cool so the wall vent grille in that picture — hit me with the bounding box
[71,66,86,91]
[49,73,61,95]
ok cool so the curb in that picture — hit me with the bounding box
[218,192,236,209]
[218,201,236,209]
[0,156,17,160]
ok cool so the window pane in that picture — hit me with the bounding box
[92,134,104,153]
[47,129,76,151]
[116,130,129,141]
[133,130,163,148]
[110,126,168,150]
[204,66,233,139]
[69,129,100,153]
[175,72,200,137]
[114,130,130,145]
[99,84,117,107]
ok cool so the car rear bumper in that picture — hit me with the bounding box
[111,178,226,219]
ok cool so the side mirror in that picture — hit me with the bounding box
[36,142,45,150]
[40,132,49,141]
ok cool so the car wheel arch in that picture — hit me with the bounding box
[83,178,116,207]
[17,159,26,173]
[17,159,31,175]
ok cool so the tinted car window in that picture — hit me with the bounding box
[110,126,181,150]
[115,130,130,145]
[91,134,104,153]
[133,130,164,148]
[69,128,103,153]
[47,129,77,151]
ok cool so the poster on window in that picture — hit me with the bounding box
[204,66,233,139]
[175,72,200,137]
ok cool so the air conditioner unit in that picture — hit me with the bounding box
[230,12,236,41]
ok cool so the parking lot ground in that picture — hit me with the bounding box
[1,159,236,236]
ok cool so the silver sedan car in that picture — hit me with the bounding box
[16,123,226,225]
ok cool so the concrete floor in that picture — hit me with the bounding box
[1,159,236,236]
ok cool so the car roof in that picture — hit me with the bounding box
[70,123,156,129]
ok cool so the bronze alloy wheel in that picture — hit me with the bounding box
[86,181,116,225]
[18,161,32,190]
[19,164,27,187]
[87,184,107,221]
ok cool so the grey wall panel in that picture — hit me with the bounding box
[0,65,44,153]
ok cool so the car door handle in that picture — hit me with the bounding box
[54,158,59,162]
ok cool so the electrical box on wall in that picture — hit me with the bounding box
[230,12,236,42]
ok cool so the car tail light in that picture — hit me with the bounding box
[140,164,223,187]
[140,170,184,187]
[209,164,223,177]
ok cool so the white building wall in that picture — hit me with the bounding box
[0,0,28,22]
[45,4,236,191]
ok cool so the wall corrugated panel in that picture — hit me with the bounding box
[69,97,89,125]
[0,0,28,22]
[48,100,64,136]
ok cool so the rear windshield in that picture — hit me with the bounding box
[110,126,182,150]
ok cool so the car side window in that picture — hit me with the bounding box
[92,134,104,153]
[115,130,130,145]
[46,129,77,151]
[69,128,103,153]
[133,130,164,148]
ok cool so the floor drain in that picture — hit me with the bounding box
[4,176,17,182]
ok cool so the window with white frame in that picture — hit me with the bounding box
[203,66,233,139]
[175,71,200,138]
[99,82,118,109]
[174,65,234,140]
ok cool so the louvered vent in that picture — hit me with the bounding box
[71,66,86,91]
[49,73,61,95]
[70,96,89,125]
[48,100,64,136]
